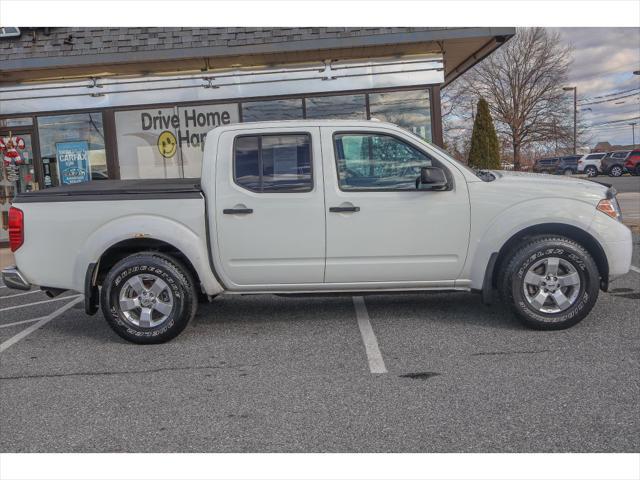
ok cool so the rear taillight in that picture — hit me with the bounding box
[8,206,24,252]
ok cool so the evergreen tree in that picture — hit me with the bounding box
[468,98,501,169]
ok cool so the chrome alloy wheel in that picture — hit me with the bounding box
[522,257,581,314]
[610,165,623,177]
[118,274,174,328]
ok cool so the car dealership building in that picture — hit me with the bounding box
[0,27,514,243]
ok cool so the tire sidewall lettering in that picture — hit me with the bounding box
[509,239,597,327]
[107,259,186,339]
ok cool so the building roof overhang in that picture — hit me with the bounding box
[0,27,515,85]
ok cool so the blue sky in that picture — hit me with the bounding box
[555,27,640,146]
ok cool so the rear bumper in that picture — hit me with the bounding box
[1,265,31,290]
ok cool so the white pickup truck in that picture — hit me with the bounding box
[3,120,632,343]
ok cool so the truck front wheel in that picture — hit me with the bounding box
[499,236,599,330]
[100,253,197,344]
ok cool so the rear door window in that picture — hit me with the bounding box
[234,134,312,192]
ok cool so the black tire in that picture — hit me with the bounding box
[100,252,198,344]
[584,166,598,177]
[634,165,640,176]
[609,165,623,177]
[498,236,599,330]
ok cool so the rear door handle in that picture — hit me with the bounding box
[329,206,360,213]
[223,208,253,215]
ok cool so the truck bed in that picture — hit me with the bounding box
[12,178,208,293]
[16,178,202,202]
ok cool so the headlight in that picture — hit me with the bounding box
[596,197,622,221]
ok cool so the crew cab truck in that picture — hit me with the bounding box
[2,121,633,344]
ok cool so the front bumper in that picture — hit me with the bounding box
[1,265,31,291]
[604,237,633,279]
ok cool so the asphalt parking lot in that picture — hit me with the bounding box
[592,174,639,194]
[1,232,639,453]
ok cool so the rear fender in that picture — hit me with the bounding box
[73,214,223,296]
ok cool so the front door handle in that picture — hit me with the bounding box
[329,206,360,213]
[223,208,253,215]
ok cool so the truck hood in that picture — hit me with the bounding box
[489,170,610,204]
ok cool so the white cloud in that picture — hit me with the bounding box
[534,28,638,146]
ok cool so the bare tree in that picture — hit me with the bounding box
[460,28,574,170]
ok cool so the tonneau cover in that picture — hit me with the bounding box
[15,178,202,203]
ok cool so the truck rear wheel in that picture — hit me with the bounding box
[499,235,599,330]
[100,253,197,344]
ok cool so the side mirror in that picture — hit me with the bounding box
[417,166,448,190]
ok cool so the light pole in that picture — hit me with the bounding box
[630,122,637,146]
[563,86,577,155]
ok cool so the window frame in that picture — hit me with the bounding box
[331,130,452,193]
[232,132,314,193]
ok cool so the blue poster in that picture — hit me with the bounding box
[56,141,90,185]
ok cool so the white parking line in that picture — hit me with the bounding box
[0,289,40,299]
[0,316,47,329]
[0,297,82,353]
[630,265,640,274]
[0,294,81,313]
[352,296,387,374]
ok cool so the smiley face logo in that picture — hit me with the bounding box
[157,130,177,158]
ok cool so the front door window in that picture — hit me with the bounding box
[334,133,436,190]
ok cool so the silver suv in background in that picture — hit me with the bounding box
[601,150,632,177]
[577,152,607,177]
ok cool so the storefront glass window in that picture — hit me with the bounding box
[242,99,304,122]
[0,117,33,128]
[305,94,366,120]
[368,90,432,141]
[1,133,37,243]
[115,103,239,179]
[37,113,107,187]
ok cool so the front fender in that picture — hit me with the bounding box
[466,198,598,290]
[72,214,223,295]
